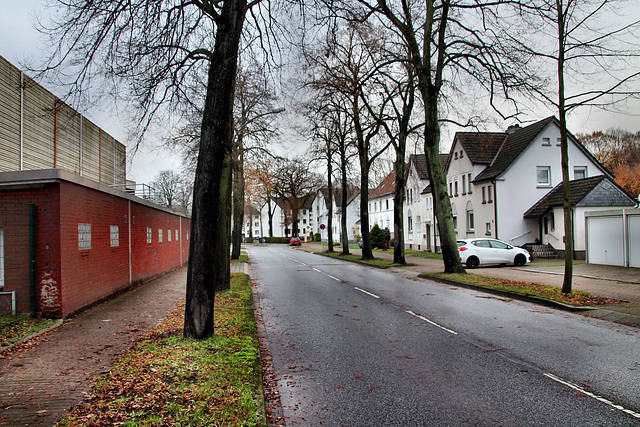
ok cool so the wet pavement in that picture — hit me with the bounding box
[298,242,640,327]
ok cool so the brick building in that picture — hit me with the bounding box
[0,56,190,317]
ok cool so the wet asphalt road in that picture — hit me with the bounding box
[250,245,640,426]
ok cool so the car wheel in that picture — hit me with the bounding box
[466,256,479,269]
[514,254,526,266]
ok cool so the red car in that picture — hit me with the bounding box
[290,237,302,246]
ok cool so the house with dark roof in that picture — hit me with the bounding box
[369,168,399,238]
[403,154,449,251]
[310,186,361,243]
[446,116,637,259]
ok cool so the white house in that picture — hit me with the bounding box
[402,154,448,251]
[447,116,637,259]
[369,171,396,236]
[313,187,361,243]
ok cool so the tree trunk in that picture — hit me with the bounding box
[393,157,406,265]
[231,140,244,259]
[422,89,465,273]
[360,155,374,259]
[184,0,248,339]
[267,200,274,237]
[557,8,574,293]
[327,153,334,252]
[341,177,350,255]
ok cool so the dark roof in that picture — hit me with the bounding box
[370,166,405,198]
[454,132,506,165]
[524,175,637,218]
[475,117,555,182]
[409,154,449,181]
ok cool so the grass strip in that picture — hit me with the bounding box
[420,272,627,307]
[315,251,412,269]
[0,315,59,348]
[56,273,264,427]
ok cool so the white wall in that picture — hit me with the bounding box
[497,122,604,248]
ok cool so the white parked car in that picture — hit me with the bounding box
[457,238,531,269]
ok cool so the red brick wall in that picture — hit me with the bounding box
[0,178,190,317]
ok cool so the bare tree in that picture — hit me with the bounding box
[273,158,322,238]
[511,0,640,292]
[231,64,282,259]
[37,0,269,338]
[305,21,391,260]
[247,157,280,237]
[151,170,183,209]
[328,0,534,272]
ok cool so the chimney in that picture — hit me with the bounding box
[506,124,520,134]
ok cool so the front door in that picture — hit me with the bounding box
[541,217,549,245]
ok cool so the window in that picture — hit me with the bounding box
[417,216,422,232]
[0,229,4,289]
[147,227,152,244]
[454,180,459,196]
[537,166,551,186]
[468,173,473,193]
[460,150,464,158]
[110,225,119,247]
[303,209,306,215]
[466,201,474,232]
[303,219,307,225]
[574,166,587,180]
[386,200,389,210]
[485,222,492,236]
[462,175,467,195]
[187,231,189,240]
[168,229,172,242]
[159,229,163,243]
[487,185,493,203]
[78,223,91,250]
[454,152,458,160]
[556,137,562,146]
[408,210,413,232]
[482,187,487,204]
[176,230,179,241]
[490,240,510,250]
[449,182,453,196]
[550,212,555,231]
[451,203,458,230]
[542,137,551,146]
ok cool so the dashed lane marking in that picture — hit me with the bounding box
[543,373,640,419]
[354,287,381,299]
[406,310,458,335]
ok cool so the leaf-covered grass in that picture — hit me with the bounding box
[421,272,627,307]
[316,251,412,269]
[231,254,249,263]
[56,273,263,427]
[0,315,59,348]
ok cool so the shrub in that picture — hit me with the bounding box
[313,233,321,242]
[370,224,391,250]
[263,237,290,244]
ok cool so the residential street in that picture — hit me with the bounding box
[251,245,640,426]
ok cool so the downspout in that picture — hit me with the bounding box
[128,200,132,286]
[20,72,24,170]
[493,180,499,239]
[179,217,183,265]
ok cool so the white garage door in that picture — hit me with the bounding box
[629,215,640,268]
[587,216,624,266]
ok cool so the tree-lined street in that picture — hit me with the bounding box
[251,245,639,425]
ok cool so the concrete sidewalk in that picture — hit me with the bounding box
[297,242,640,327]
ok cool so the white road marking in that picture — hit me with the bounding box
[327,275,341,281]
[313,268,322,273]
[543,373,640,419]
[354,287,381,299]
[406,310,458,335]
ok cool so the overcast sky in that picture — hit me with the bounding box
[1,0,638,185]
